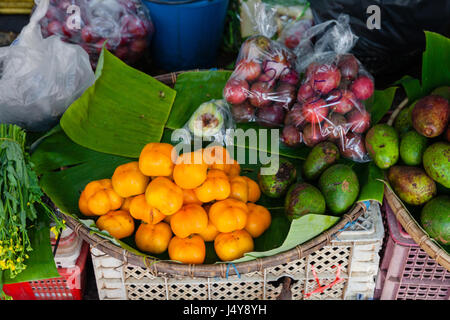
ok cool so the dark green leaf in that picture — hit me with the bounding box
[354,162,385,203]
[365,87,398,125]
[421,31,450,95]
[165,70,233,130]
[31,127,133,218]
[394,75,424,102]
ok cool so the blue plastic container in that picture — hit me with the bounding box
[143,0,229,72]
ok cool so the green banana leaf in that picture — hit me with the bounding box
[60,49,177,158]
[31,126,133,216]
[365,87,398,125]
[165,70,233,130]
[421,31,450,96]
[394,75,423,103]
[396,31,450,101]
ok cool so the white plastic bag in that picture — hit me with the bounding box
[0,0,95,132]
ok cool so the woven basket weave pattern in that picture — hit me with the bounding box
[90,202,384,300]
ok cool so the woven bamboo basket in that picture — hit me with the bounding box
[0,0,34,14]
[58,70,368,279]
[384,97,450,272]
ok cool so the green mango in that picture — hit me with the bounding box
[318,164,360,215]
[431,86,450,101]
[258,158,297,198]
[394,87,449,137]
[387,165,437,205]
[284,182,326,221]
[423,142,450,188]
[394,101,417,136]
[365,124,399,169]
[399,130,428,166]
[411,95,450,138]
[303,141,340,181]
[420,195,450,246]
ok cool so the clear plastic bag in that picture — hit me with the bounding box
[239,0,313,40]
[0,0,95,132]
[278,18,313,51]
[36,0,154,68]
[283,15,374,162]
[224,1,299,128]
[174,99,236,146]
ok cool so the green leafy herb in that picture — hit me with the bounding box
[0,124,64,294]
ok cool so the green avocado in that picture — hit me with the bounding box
[420,195,450,246]
[318,164,360,215]
[423,142,450,188]
[284,182,326,221]
[303,141,340,181]
[365,124,399,169]
[399,130,428,166]
[394,101,417,136]
[431,86,450,101]
[387,165,437,205]
[188,100,224,138]
[258,158,297,198]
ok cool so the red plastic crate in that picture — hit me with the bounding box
[375,202,450,300]
[4,241,89,300]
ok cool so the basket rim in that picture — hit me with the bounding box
[61,202,366,278]
[384,186,450,272]
[385,99,450,272]
[57,69,367,278]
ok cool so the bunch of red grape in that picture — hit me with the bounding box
[224,35,300,127]
[283,54,374,161]
[39,0,154,68]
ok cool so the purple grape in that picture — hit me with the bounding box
[256,104,286,128]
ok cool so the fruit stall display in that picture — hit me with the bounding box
[29,61,387,299]
[28,51,380,267]
[382,88,450,269]
[372,31,450,270]
[79,144,272,264]
[0,1,449,300]
[15,33,396,290]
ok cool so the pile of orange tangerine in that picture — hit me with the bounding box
[78,143,271,264]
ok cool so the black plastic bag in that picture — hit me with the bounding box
[309,0,450,80]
